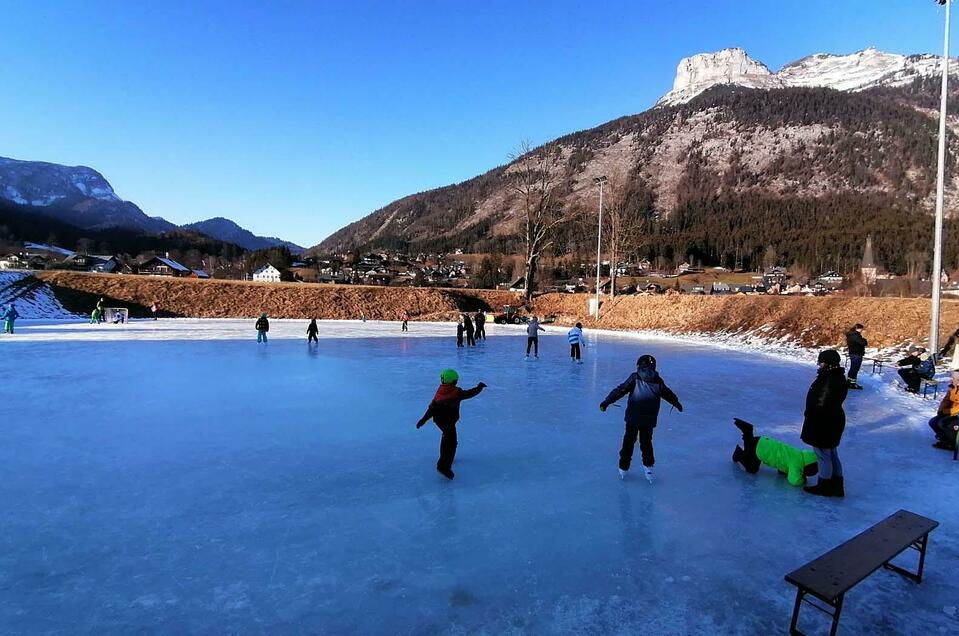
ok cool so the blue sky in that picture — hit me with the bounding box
[0,0,951,246]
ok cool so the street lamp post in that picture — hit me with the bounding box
[593,176,607,319]
[932,0,951,354]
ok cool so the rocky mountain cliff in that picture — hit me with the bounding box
[315,47,959,275]
[657,47,954,106]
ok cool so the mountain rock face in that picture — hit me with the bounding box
[315,48,959,274]
[0,156,175,235]
[182,217,304,254]
[657,47,954,106]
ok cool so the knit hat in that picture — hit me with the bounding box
[440,368,459,384]
[637,354,657,370]
[817,349,841,367]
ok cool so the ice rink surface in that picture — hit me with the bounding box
[2,319,957,635]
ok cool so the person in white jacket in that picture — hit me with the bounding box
[567,322,586,363]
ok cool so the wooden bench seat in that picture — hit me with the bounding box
[784,509,938,635]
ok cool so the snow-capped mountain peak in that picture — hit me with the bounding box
[657,47,955,106]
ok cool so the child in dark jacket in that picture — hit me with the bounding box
[801,349,849,498]
[600,355,683,483]
[416,369,486,479]
[255,313,270,343]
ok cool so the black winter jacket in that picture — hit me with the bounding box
[800,367,848,448]
[846,330,867,356]
[601,367,681,427]
[255,317,270,332]
[416,384,485,428]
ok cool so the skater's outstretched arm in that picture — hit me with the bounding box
[661,383,683,412]
[600,375,635,410]
[415,404,435,429]
[458,382,488,400]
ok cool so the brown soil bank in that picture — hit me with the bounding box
[37,271,959,348]
[536,292,959,349]
[36,271,521,321]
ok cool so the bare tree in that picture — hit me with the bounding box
[508,140,566,301]
[603,178,650,297]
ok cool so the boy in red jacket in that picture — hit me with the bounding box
[416,369,487,479]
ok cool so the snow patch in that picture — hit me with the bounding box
[3,185,27,205]
[0,272,79,319]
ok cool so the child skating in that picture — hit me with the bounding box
[567,322,585,363]
[525,316,545,358]
[415,368,486,479]
[600,354,683,482]
[255,313,270,343]
[307,318,319,344]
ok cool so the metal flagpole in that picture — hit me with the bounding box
[932,0,951,354]
[593,176,607,319]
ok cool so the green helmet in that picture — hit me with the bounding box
[440,368,459,384]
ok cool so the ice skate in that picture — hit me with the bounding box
[618,468,627,480]
[644,467,654,483]
[437,466,455,480]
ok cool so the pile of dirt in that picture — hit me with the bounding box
[36,272,959,348]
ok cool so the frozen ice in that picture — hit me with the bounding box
[1,319,957,634]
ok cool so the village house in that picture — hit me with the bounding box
[252,263,282,283]
[138,256,191,277]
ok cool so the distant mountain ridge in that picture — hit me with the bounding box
[0,156,303,253]
[182,217,304,253]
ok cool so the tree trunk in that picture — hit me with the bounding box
[524,255,537,301]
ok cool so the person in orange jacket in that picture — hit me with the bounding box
[929,382,959,451]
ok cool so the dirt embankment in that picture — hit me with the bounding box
[36,272,522,321]
[36,271,959,348]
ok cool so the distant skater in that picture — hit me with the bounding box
[845,323,866,390]
[600,354,683,482]
[255,313,270,343]
[3,303,19,334]
[151,302,158,320]
[415,368,487,479]
[96,298,105,323]
[475,310,486,340]
[456,317,465,348]
[525,315,545,358]
[401,310,409,332]
[464,313,476,347]
[731,418,818,487]
[801,349,849,498]
[307,318,319,344]
[567,322,585,363]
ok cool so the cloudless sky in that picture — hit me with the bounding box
[0,0,952,246]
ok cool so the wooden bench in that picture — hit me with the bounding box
[866,357,891,375]
[784,509,938,636]
[921,378,940,399]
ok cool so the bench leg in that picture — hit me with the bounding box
[916,534,929,583]
[829,594,844,636]
[883,534,930,583]
[789,588,804,635]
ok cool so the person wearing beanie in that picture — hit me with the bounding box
[307,318,319,344]
[599,354,683,483]
[801,349,849,497]
[463,313,476,347]
[731,418,818,486]
[567,322,585,363]
[845,324,867,390]
[475,310,487,340]
[255,312,270,343]
[897,346,935,393]
[456,317,465,348]
[415,369,487,479]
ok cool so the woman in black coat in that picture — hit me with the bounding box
[801,349,849,498]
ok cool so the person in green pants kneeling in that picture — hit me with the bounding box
[731,418,818,486]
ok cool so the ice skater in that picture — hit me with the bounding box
[401,310,409,332]
[567,322,585,363]
[151,302,158,320]
[845,323,866,390]
[525,315,545,358]
[456,317,465,347]
[415,368,487,479]
[731,418,818,486]
[3,303,19,334]
[801,349,849,498]
[255,313,270,343]
[464,313,476,347]
[600,354,683,482]
[307,318,319,344]
[475,310,486,340]
[96,298,105,323]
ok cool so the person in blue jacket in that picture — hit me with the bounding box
[3,303,20,334]
[600,354,683,482]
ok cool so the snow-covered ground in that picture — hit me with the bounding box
[0,271,77,319]
[1,320,956,634]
